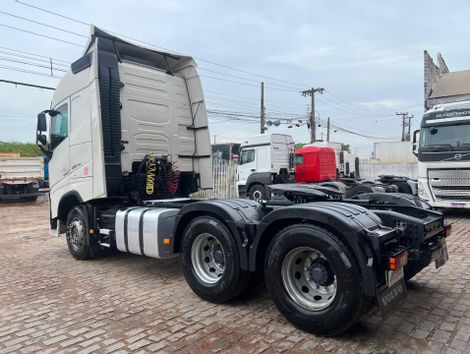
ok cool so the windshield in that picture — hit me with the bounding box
[420,124,470,150]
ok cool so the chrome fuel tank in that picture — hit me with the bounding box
[115,207,179,259]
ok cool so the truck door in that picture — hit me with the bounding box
[48,101,71,191]
[237,148,256,185]
[295,154,305,182]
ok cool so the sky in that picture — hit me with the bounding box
[1,0,470,156]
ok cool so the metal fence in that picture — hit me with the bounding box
[191,161,238,199]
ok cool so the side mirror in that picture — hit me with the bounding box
[37,112,47,132]
[37,134,47,145]
[412,129,420,157]
[339,151,344,164]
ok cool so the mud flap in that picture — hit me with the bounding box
[377,270,407,316]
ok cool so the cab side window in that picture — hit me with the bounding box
[240,149,255,164]
[50,104,68,150]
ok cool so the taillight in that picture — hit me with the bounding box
[388,251,408,271]
[444,224,452,238]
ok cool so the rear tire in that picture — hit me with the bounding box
[66,206,99,260]
[265,224,366,336]
[181,216,251,303]
[248,184,268,201]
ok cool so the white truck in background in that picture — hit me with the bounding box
[414,101,470,208]
[413,51,470,209]
[0,153,43,201]
[237,134,295,200]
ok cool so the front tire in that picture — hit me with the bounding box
[248,184,268,201]
[66,206,99,260]
[181,216,251,303]
[265,224,366,336]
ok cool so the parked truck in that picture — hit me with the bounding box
[413,51,470,209]
[414,101,470,208]
[36,27,449,336]
[0,153,43,201]
[237,133,413,200]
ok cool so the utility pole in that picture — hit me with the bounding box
[326,117,331,142]
[260,82,266,134]
[396,112,414,141]
[301,87,324,143]
[213,135,217,144]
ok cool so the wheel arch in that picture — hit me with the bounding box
[56,191,83,233]
[246,172,272,193]
[173,199,264,270]
[250,203,381,297]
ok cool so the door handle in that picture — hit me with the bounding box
[251,169,256,172]
[62,168,70,176]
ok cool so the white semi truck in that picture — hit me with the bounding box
[36,27,450,336]
[414,101,470,208]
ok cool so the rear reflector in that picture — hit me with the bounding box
[389,251,408,271]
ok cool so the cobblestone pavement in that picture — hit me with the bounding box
[1,195,470,353]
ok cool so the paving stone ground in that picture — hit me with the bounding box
[1,195,470,353]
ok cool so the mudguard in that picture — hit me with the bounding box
[173,199,265,270]
[250,201,397,297]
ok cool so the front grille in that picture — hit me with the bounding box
[429,169,470,200]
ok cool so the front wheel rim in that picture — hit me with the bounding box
[281,247,337,311]
[252,189,263,201]
[67,217,85,252]
[191,233,226,284]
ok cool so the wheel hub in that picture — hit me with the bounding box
[308,259,335,286]
[212,248,224,266]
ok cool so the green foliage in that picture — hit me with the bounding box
[0,141,43,157]
[341,144,350,152]
[295,143,306,150]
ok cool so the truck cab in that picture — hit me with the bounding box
[236,133,295,200]
[36,26,212,232]
[294,145,336,183]
[414,101,470,208]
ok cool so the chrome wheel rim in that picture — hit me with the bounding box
[67,217,85,252]
[281,247,337,311]
[252,189,263,201]
[191,233,225,284]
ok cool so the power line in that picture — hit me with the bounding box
[199,67,300,91]
[15,0,89,26]
[0,78,55,90]
[0,46,70,63]
[0,56,68,72]
[0,50,70,68]
[202,75,299,92]
[0,23,83,47]
[0,64,62,78]
[0,11,87,38]
[10,1,420,123]
[13,0,314,88]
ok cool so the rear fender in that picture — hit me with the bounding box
[173,199,264,270]
[250,202,385,297]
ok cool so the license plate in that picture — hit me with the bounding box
[377,273,407,315]
[433,244,449,269]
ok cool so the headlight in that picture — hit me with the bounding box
[418,181,430,201]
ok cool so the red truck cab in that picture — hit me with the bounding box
[295,146,336,183]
